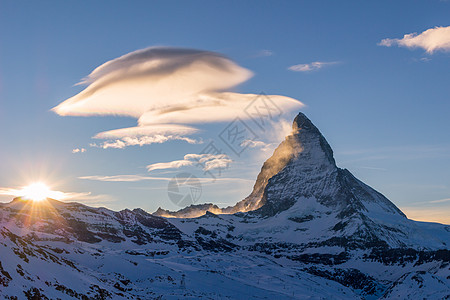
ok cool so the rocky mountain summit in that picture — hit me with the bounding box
[0,112,449,299]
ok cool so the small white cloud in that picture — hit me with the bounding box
[239,139,277,153]
[203,157,230,171]
[146,160,194,171]
[147,153,232,172]
[378,26,450,53]
[72,148,86,153]
[288,61,340,72]
[240,139,268,148]
[91,135,201,149]
[90,123,202,149]
[255,49,274,57]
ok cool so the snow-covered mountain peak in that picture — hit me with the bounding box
[253,112,397,218]
[292,112,336,166]
[0,112,449,299]
[152,112,449,250]
[154,112,405,224]
[179,112,339,216]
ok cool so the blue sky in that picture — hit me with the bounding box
[0,1,449,223]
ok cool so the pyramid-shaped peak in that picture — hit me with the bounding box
[289,112,336,166]
[293,112,319,132]
[253,112,406,221]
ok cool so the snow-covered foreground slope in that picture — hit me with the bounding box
[1,113,449,299]
[0,200,364,299]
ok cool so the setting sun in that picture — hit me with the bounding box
[21,183,52,201]
[18,182,67,202]
[0,182,81,203]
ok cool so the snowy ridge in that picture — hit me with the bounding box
[0,112,449,299]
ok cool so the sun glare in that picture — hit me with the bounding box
[21,183,52,202]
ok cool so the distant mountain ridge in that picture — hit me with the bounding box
[0,112,449,299]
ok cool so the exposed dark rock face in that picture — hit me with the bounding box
[253,113,405,219]
[0,112,449,299]
[154,113,406,224]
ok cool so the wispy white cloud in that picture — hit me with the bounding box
[53,47,302,149]
[146,160,194,172]
[378,26,450,53]
[246,118,294,155]
[239,139,277,154]
[288,61,340,72]
[78,174,253,184]
[147,153,232,172]
[79,175,162,182]
[240,139,269,148]
[270,118,294,143]
[72,148,86,154]
[90,123,201,149]
[429,198,450,204]
[94,124,198,139]
[91,135,201,149]
[255,49,274,57]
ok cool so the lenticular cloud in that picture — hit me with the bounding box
[53,46,303,147]
[53,47,253,118]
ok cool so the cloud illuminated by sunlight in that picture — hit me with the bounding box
[136,92,301,126]
[147,153,232,172]
[379,26,450,53]
[72,148,86,153]
[91,135,201,149]
[91,124,201,149]
[53,47,253,118]
[288,61,340,72]
[53,47,303,149]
